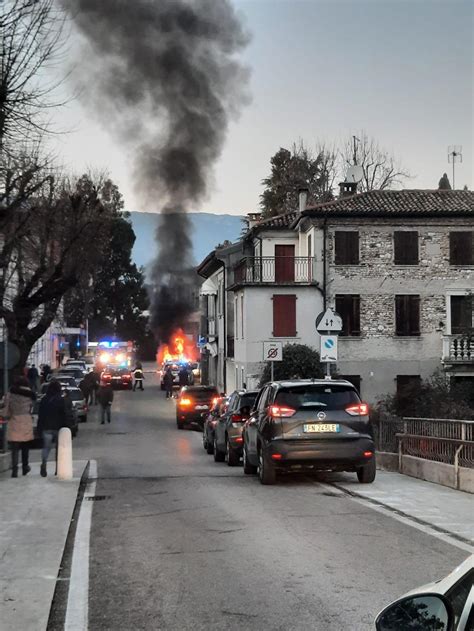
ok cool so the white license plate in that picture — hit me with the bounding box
[303,423,340,433]
[195,404,209,410]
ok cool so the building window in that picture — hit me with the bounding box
[335,231,359,265]
[450,232,473,265]
[335,295,360,336]
[394,231,419,265]
[450,295,473,334]
[395,295,420,336]
[307,234,312,257]
[339,375,361,394]
[273,295,296,337]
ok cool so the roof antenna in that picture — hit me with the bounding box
[448,145,462,190]
[352,135,360,165]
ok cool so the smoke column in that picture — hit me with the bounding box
[61,0,250,342]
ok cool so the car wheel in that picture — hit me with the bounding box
[213,436,225,462]
[206,432,214,454]
[258,450,276,485]
[243,445,257,475]
[357,458,376,483]
[202,432,208,450]
[226,438,239,467]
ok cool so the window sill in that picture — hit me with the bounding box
[449,264,474,269]
[393,264,419,268]
[394,335,421,339]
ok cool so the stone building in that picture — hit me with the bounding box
[198,188,473,402]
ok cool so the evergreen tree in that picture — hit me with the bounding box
[438,173,452,190]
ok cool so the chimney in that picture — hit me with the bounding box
[298,187,308,213]
[247,212,262,229]
[338,181,358,198]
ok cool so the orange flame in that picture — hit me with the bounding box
[156,328,198,366]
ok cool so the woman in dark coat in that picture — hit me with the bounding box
[0,377,35,477]
[38,380,67,478]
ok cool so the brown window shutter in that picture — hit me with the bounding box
[352,295,361,335]
[349,232,360,265]
[273,295,296,337]
[335,294,360,336]
[451,295,473,334]
[450,232,473,265]
[394,231,419,265]
[335,232,359,265]
[396,295,420,336]
[395,295,405,335]
[409,296,420,335]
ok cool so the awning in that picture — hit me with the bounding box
[200,277,218,296]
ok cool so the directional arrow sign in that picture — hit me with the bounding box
[315,308,343,333]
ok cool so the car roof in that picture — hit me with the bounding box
[233,390,259,396]
[269,379,357,388]
[182,386,218,391]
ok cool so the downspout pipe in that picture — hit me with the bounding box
[323,218,327,309]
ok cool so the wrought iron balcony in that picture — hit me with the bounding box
[231,257,316,286]
[442,335,474,363]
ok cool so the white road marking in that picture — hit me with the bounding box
[64,459,97,631]
[317,483,474,555]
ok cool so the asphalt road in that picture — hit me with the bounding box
[70,373,467,631]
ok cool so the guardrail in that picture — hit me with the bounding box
[442,334,474,363]
[233,257,316,285]
[375,416,474,470]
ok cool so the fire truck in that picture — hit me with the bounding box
[88,340,136,369]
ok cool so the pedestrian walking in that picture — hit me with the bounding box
[38,380,70,478]
[163,366,174,399]
[27,363,40,393]
[41,364,52,383]
[79,373,93,405]
[97,382,114,424]
[0,377,35,478]
[133,364,144,391]
[178,364,190,388]
[90,369,100,405]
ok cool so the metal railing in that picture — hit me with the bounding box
[442,335,474,363]
[233,257,316,285]
[375,416,474,470]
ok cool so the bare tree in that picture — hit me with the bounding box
[341,131,411,192]
[0,167,121,367]
[0,0,66,153]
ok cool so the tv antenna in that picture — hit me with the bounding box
[448,145,462,189]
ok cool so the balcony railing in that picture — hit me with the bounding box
[442,335,474,363]
[232,257,316,286]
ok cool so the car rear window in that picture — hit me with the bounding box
[184,387,218,400]
[66,390,85,401]
[275,385,360,410]
[239,393,257,408]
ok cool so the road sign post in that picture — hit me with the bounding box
[315,309,342,379]
[263,341,283,382]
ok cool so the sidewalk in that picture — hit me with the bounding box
[331,469,474,547]
[0,460,87,630]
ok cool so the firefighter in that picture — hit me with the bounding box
[133,363,144,391]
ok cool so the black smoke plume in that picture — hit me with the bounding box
[61,0,249,343]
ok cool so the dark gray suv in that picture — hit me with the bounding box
[242,379,375,485]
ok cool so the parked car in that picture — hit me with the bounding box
[56,368,83,386]
[176,386,219,430]
[213,390,258,465]
[54,375,77,389]
[65,387,88,423]
[65,359,89,373]
[242,379,375,485]
[202,396,228,454]
[376,554,474,630]
[101,367,133,389]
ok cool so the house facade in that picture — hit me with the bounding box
[198,189,473,402]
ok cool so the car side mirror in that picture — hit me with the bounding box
[376,593,454,631]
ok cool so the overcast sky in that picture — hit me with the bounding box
[51,0,473,215]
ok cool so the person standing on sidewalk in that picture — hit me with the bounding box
[97,381,114,424]
[0,377,35,478]
[133,363,144,391]
[27,363,39,393]
[37,380,68,478]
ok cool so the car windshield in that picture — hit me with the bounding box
[275,385,360,410]
[239,393,258,408]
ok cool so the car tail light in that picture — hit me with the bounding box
[231,414,242,422]
[345,402,369,416]
[269,405,296,418]
[179,398,192,407]
[271,453,283,460]
[235,437,243,443]
[212,397,219,406]
[364,451,373,458]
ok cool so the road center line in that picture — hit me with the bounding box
[64,460,97,631]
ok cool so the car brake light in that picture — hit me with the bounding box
[345,402,369,416]
[271,453,283,460]
[179,398,192,407]
[269,405,296,418]
[235,437,243,443]
[212,397,219,406]
[231,414,242,422]
[364,451,373,458]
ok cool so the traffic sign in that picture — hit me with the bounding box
[263,341,283,362]
[320,335,338,362]
[316,308,343,333]
[197,335,207,349]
